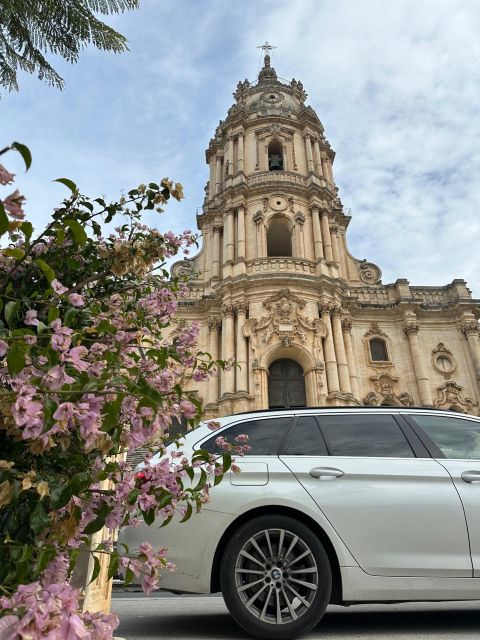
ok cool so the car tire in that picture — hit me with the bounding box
[220,514,332,640]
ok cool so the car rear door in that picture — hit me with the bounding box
[407,412,480,577]
[280,412,472,578]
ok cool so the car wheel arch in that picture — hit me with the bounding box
[210,504,343,605]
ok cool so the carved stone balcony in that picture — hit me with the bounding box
[247,171,307,188]
[246,257,316,276]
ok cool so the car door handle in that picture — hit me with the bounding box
[461,471,480,483]
[309,467,344,479]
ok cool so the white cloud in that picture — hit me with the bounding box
[2,0,479,295]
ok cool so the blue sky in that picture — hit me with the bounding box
[2,0,479,295]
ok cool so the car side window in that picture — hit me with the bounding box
[318,414,415,458]
[200,417,292,456]
[411,414,480,460]
[285,416,328,455]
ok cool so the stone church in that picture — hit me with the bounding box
[171,53,480,418]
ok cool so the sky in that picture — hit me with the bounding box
[2,0,480,296]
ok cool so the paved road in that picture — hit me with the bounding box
[111,594,479,640]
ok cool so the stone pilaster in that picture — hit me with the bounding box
[223,208,235,264]
[313,138,322,176]
[404,319,433,405]
[221,304,235,396]
[207,319,221,404]
[320,209,334,262]
[320,303,340,393]
[235,302,248,393]
[310,205,324,260]
[212,226,221,278]
[215,156,222,194]
[342,318,359,399]
[237,205,246,259]
[332,306,351,394]
[305,134,314,173]
[237,132,244,173]
[461,320,480,385]
[227,136,234,177]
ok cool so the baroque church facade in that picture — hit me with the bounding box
[171,54,480,418]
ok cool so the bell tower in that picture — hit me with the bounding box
[171,50,480,417]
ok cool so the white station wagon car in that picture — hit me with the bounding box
[119,407,480,639]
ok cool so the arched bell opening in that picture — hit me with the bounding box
[268,358,306,409]
[268,139,284,171]
[267,218,292,256]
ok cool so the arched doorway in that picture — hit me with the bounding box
[268,359,306,409]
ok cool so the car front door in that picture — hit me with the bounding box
[407,413,480,577]
[280,412,472,578]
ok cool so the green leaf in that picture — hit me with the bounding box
[35,546,56,576]
[124,566,135,586]
[64,218,87,246]
[179,503,193,523]
[64,308,77,327]
[192,468,207,493]
[4,300,19,326]
[142,508,155,526]
[89,556,101,585]
[222,452,232,474]
[12,142,32,170]
[54,178,78,194]
[107,554,119,580]
[34,258,55,283]
[30,501,51,534]
[48,307,60,324]
[20,221,33,240]
[159,514,173,528]
[4,248,25,260]
[50,483,73,510]
[7,341,28,374]
[0,201,9,236]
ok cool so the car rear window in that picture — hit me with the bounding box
[411,414,480,460]
[285,416,328,455]
[199,417,292,456]
[318,414,415,458]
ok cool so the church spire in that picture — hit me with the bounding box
[257,41,278,83]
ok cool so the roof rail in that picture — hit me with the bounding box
[232,405,451,416]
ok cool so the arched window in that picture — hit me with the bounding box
[370,337,389,362]
[268,140,283,171]
[267,219,292,256]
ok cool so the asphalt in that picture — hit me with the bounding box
[111,592,480,640]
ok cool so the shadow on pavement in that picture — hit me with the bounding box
[115,604,480,639]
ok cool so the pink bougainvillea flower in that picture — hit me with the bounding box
[43,364,75,390]
[0,164,15,185]
[179,399,196,419]
[0,339,8,357]
[3,189,25,219]
[24,309,39,327]
[51,279,68,295]
[68,293,85,307]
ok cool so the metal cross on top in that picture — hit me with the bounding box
[257,41,277,55]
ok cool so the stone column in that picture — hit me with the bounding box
[321,157,329,182]
[342,319,359,399]
[462,320,480,384]
[305,134,314,173]
[253,363,269,410]
[331,227,340,266]
[326,159,334,184]
[310,205,324,260]
[207,319,220,404]
[338,229,349,279]
[215,156,222,194]
[294,212,306,257]
[212,226,221,278]
[221,304,235,396]
[237,205,246,259]
[320,210,334,262]
[253,212,265,258]
[320,304,340,393]
[224,208,235,263]
[313,139,322,176]
[227,136,234,177]
[235,302,248,393]
[237,132,244,173]
[208,158,215,200]
[404,321,433,405]
[332,307,351,394]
